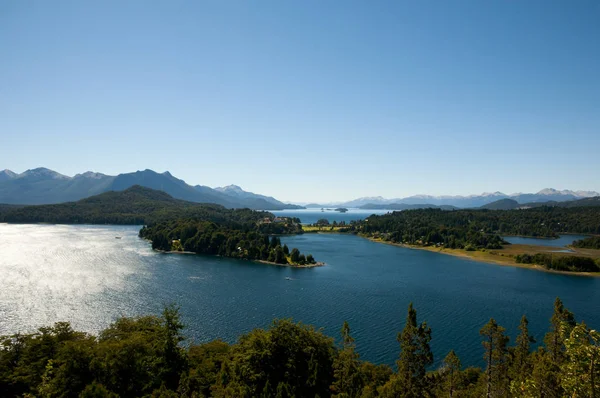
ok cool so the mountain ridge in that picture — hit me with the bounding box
[311,188,600,209]
[0,168,301,210]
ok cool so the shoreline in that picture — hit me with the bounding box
[154,249,325,268]
[364,237,600,277]
[255,260,325,268]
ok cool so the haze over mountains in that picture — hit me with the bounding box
[1,167,598,210]
[0,168,302,210]
[311,189,600,209]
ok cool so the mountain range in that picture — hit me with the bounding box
[312,189,600,209]
[0,168,302,210]
[479,196,600,210]
[1,167,598,210]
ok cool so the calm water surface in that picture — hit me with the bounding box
[503,234,589,247]
[271,208,389,224]
[1,224,598,368]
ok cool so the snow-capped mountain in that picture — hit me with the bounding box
[343,189,599,209]
[214,185,303,209]
[17,167,70,181]
[0,169,17,182]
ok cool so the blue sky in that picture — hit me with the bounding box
[1,1,599,202]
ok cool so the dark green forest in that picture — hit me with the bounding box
[1,299,598,397]
[573,236,600,250]
[356,207,600,249]
[515,253,599,272]
[0,186,273,226]
[140,220,316,266]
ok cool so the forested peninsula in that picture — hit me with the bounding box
[140,220,319,267]
[1,298,598,397]
[0,186,318,267]
[307,207,600,274]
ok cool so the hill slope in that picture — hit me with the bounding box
[480,199,520,210]
[0,186,271,225]
[0,168,300,210]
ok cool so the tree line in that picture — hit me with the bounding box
[573,236,600,250]
[515,253,599,272]
[357,207,600,250]
[1,298,598,397]
[0,186,275,226]
[140,219,316,266]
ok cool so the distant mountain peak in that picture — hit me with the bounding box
[480,191,506,197]
[74,171,109,179]
[215,184,245,193]
[537,188,562,195]
[20,167,70,180]
[534,188,599,197]
[0,169,17,182]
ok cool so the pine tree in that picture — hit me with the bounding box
[561,322,600,397]
[480,318,509,398]
[509,315,535,386]
[331,321,364,397]
[442,350,461,397]
[390,302,433,397]
[544,297,576,364]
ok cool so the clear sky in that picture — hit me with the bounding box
[1,1,599,203]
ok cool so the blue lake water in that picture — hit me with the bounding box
[1,224,598,368]
[503,234,589,247]
[272,208,389,224]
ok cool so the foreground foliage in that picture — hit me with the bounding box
[1,298,598,397]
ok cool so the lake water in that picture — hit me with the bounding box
[503,234,589,247]
[271,208,389,224]
[1,224,599,368]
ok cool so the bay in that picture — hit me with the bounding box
[1,223,598,368]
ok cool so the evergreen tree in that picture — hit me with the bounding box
[480,318,509,398]
[331,321,364,397]
[561,322,600,397]
[381,303,433,397]
[442,350,461,397]
[282,244,289,255]
[509,315,535,386]
[544,297,576,364]
[290,248,300,263]
[274,246,286,264]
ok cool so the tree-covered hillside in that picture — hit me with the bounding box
[358,207,600,247]
[1,299,597,397]
[0,186,273,225]
[572,236,600,249]
[140,219,314,266]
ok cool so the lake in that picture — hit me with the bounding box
[271,208,389,224]
[1,224,599,368]
[503,234,589,247]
